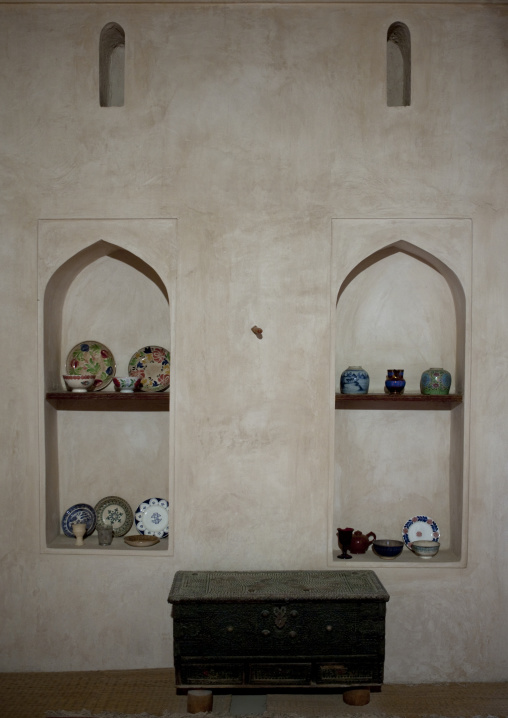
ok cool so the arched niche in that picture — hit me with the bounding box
[99,22,125,107]
[41,237,172,550]
[387,22,411,107]
[331,224,470,566]
[43,240,169,392]
[336,240,466,393]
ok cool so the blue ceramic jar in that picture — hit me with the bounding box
[385,369,406,394]
[420,367,451,395]
[340,366,370,394]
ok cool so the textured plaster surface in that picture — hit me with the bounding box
[0,2,507,683]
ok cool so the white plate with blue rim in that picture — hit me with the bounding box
[62,503,97,538]
[402,515,440,550]
[135,498,169,538]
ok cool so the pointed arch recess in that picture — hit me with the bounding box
[336,240,465,392]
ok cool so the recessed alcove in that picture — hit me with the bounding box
[100,22,125,107]
[387,22,411,107]
[329,219,471,568]
[38,219,177,555]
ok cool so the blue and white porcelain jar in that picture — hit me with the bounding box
[340,366,370,394]
[420,367,452,395]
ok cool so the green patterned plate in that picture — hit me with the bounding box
[65,340,116,391]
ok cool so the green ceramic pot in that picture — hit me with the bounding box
[420,367,451,395]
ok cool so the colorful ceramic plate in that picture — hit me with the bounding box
[94,496,133,537]
[128,346,170,393]
[62,503,97,538]
[134,498,169,538]
[124,535,160,548]
[402,515,440,549]
[65,341,116,391]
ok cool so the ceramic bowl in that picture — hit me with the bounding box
[372,539,404,560]
[411,540,440,558]
[63,374,96,392]
[113,376,140,393]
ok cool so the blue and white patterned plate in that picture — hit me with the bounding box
[135,497,169,538]
[402,515,440,549]
[94,495,133,537]
[62,503,97,538]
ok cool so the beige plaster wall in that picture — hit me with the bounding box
[0,1,507,681]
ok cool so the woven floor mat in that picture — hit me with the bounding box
[266,683,508,717]
[0,668,229,718]
[1,669,507,718]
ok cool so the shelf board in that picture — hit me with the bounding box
[335,392,462,410]
[45,534,170,554]
[331,547,463,568]
[46,391,169,411]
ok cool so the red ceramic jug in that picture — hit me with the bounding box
[350,530,376,554]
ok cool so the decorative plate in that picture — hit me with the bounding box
[94,496,133,537]
[62,503,97,538]
[124,535,160,548]
[128,346,170,393]
[135,498,169,538]
[65,341,116,391]
[402,515,440,549]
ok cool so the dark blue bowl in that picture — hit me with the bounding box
[372,539,404,560]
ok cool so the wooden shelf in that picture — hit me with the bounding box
[335,393,462,410]
[46,392,169,411]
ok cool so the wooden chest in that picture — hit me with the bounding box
[168,570,389,693]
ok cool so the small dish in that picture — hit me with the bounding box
[61,503,96,538]
[94,495,133,537]
[372,539,404,560]
[62,374,96,393]
[124,535,160,548]
[65,341,116,391]
[402,515,440,549]
[135,497,169,538]
[128,346,170,392]
[112,377,140,393]
[411,540,441,558]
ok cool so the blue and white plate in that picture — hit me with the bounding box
[402,515,440,549]
[135,497,169,538]
[62,503,97,538]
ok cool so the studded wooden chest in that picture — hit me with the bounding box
[168,570,389,694]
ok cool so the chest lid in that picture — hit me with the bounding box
[168,570,389,604]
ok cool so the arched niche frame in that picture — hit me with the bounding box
[43,240,169,392]
[336,239,466,394]
[37,219,177,554]
[329,219,472,569]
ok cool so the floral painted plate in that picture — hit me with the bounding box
[94,495,133,537]
[62,503,97,538]
[402,515,440,549]
[128,346,170,393]
[134,498,169,538]
[65,341,116,391]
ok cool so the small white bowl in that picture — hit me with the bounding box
[63,374,96,393]
[112,377,140,393]
[411,540,440,558]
